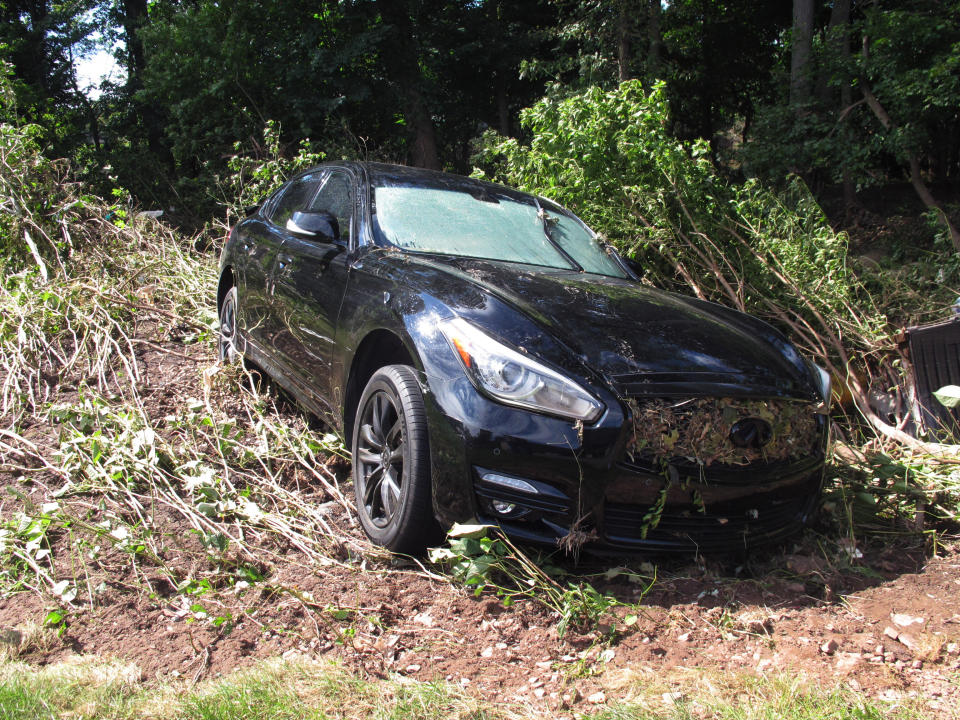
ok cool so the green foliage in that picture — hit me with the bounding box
[218,120,327,221]
[428,524,646,638]
[744,0,960,197]
[825,449,960,539]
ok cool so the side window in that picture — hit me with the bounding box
[308,171,354,243]
[268,172,323,227]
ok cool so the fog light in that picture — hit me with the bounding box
[491,500,518,515]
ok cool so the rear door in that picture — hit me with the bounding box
[272,168,356,421]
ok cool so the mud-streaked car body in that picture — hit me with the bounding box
[217,162,830,554]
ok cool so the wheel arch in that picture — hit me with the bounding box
[343,329,420,442]
[217,266,235,315]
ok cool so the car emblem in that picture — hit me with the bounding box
[729,417,773,449]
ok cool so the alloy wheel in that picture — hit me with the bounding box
[218,287,238,362]
[356,389,405,528]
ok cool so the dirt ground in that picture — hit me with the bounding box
[1,333,959,718]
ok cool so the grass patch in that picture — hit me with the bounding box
[0,656,495,720]
[588,672,926,720]
[0,655,934,720]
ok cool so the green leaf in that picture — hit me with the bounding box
[447,523,491,539]
[933,385,960,408]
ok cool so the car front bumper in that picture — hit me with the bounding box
[422,371,827,554]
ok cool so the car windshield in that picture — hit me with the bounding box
[371,181,627,278]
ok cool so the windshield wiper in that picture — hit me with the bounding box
[533,196,583,272]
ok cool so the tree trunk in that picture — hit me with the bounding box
[647,0,661,80]
[861,80,960,252]
[617,1,631,82]
[790,0,814,106]
[825,0,857,212]
[26,0,50,96]
[377,0,441,170]
[818,0,850,105]
[122,0,148,87]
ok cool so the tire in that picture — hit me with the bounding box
[218,286,240,363]
[352,365,436,553]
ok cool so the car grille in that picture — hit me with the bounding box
[623,396,824,469]
[617,453,824,487]
[602,393,826,550]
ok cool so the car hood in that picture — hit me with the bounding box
[387,253,818,400]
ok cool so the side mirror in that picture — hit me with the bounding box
[286,210,340,242]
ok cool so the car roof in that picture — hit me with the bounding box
[319,161,533,201]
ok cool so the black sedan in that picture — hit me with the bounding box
[217,162,831,554]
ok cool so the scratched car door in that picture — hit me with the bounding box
[272,168,355,421]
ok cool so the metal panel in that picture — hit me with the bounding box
[906,319,960,435]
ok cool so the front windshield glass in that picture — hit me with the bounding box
[371,181,626,278]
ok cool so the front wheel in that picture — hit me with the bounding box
[218,286,240,363]
[352,365,435,553]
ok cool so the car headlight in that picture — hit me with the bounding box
[806,358,832,408]
[439,317,604,423]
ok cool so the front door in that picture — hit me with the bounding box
[272,169,356,422]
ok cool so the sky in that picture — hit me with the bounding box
[75,48,123,98]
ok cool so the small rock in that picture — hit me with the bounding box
[662,691,683,703]
[561,654,576,662]
[495,642,508,650]
[874,644,884,655]
[848,679,862,692]
[561,688,580,707]
[677,632,691,642]
[836,653,861,670]
[535,660,552,669]
[481,646,493,658]
[405,664,421,673]
[821,639,839,655]
[896,632,917,651]
[746,618,773,634]
[587,691,606,704]
[911,660,923,669]
[947,643,959,656]
[883,626,900,640]
[413,612,434,627]
[884,653,896,663]
[528,677,543,688]
[599,648,615,662]
[533,688,545,699]
[892,613,924,628]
